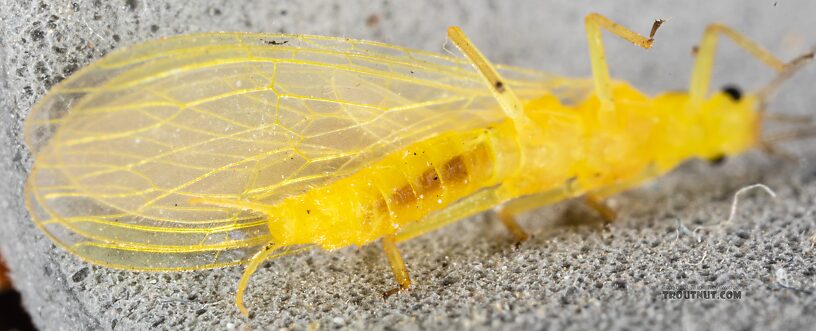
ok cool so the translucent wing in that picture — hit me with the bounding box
[24,32,592,271]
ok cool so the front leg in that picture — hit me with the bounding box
[688,23,790,105]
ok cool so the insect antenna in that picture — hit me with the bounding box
[762,111,815,145]
[755,49,815,159]
[764,126,816,143]
[762,116,816,161]
[756,50,814,111]
[764,113,813,124]
[756,140,800,162]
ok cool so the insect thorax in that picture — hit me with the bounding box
[504,82,759,197]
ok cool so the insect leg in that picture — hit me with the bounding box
[446,26,530,129]
[494,185,579,240]
[583,193,617,223]
[688,24,790,106]
[382,234,411,298]
[496,206,530,242]
[584,13,664,114]
[579,164,668,223]
[236,243,281,317]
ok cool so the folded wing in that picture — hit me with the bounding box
[23,32,590,271]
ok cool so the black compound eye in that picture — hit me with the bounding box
[709,154,727,166]
[722,85,742,101]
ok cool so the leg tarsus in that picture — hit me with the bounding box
[584,193,618,223]
[649,19,666,41]
[382,287,404,299]
[382,235,411,298]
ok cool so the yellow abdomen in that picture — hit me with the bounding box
[266,124,512,249]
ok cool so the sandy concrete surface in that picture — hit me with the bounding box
[1,1,815,330]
